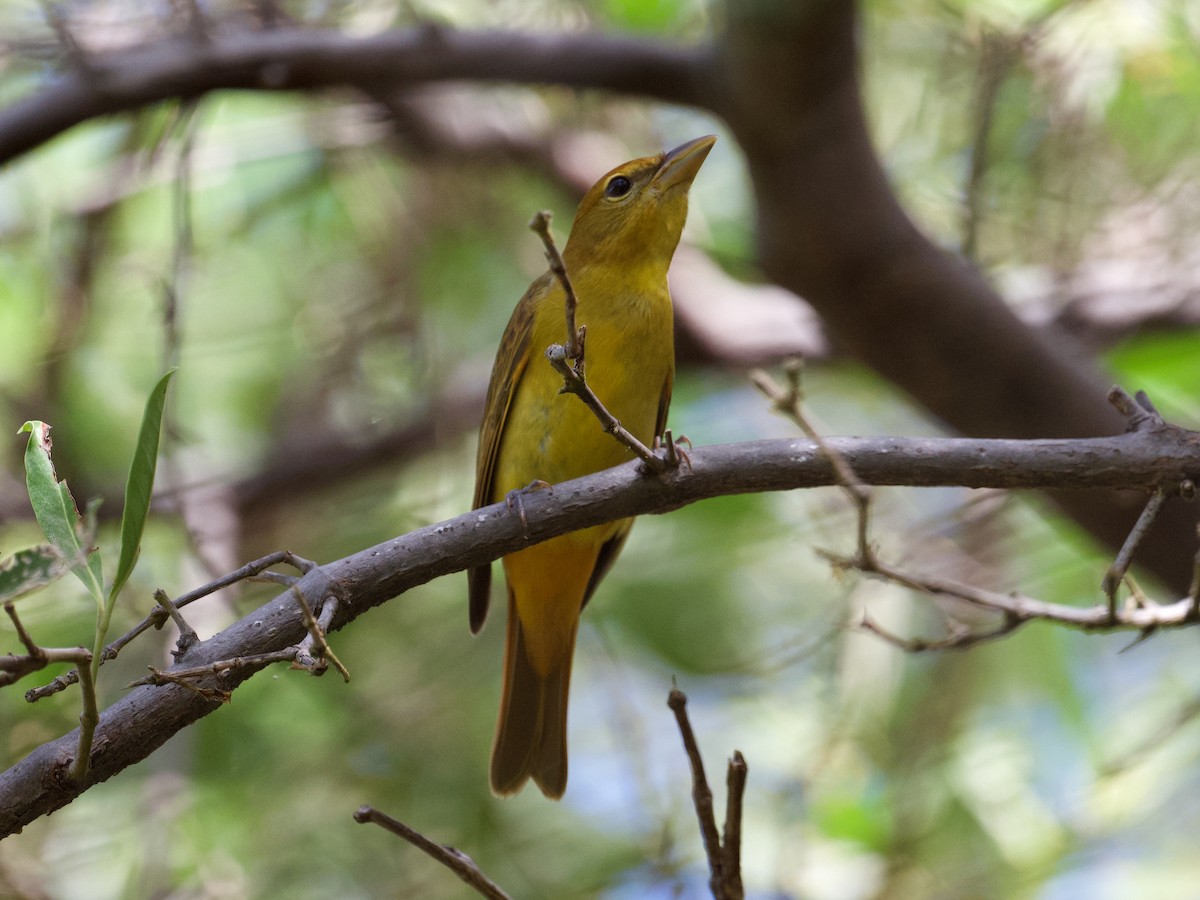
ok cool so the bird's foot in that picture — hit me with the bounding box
[506,480,552,536]
[650,430,692,472]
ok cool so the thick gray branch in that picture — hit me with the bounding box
[3,428,1200,835]
[0,27,709,166]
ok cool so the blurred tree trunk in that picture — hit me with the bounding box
[714,0,1197,592]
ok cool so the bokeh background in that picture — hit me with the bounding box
[3,0,1200,897]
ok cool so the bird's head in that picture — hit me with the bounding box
[563,135,715,273]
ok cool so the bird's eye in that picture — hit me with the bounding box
[604,176,633,199]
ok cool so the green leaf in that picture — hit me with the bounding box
[110,368,176,604]
[0,544,68,604]
[18,421,104,607]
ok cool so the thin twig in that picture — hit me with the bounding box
[135,665,232,702]
[752,362,874,565]
[722,752,747,900]
[354,806,513,900]
[1102,489,1167,618]
[26,550,315,701]
[292,592,349,681]
[129,587,347,689]
[5,603,39,657]
[529,210,581,360]
[668,687,724,895]
[0,604,91,687]
[532,208,673,474]
[130,650,297,692]
[842,549,1200,647]
[860,610,1023,652]
[545,345,666,472]
[250,570,300,587]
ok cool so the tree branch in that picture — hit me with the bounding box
[3,426,1200,833]
[6,7,1195,596]
[0,26,710,166]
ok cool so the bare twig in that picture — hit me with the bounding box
[752,361,874,565]
[668,686,745,899]
[722,752,747,900]
[354,806,513,900]
[292,592,349,681]
[668,687,722,877]
[5,603,40,658]
[844,550,1200,650]
[1102,489,1168,618]
[768,381,1200,651]
[0,604,91,687]
[27,550,317,701]
[859,610,1024,652]
[660,429,690,470]
[132,650,296,694]
[250,570,300,587]
[0,600,98,780]
[544,345,666,472]
[533,210,672,474]
[130,586,347,688]
[529,210,581,360]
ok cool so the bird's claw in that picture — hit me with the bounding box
[651,430,692,471]
[505,480,552,536]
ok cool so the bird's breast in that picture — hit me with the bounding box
[495,279,674,494]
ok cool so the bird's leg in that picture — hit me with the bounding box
[506,480,553,536]
[654,430,692,470]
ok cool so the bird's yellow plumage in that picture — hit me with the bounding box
[470,135,715,798]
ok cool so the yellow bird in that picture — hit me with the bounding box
[469,135,715,798]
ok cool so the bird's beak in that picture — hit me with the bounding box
[653,135,717,191]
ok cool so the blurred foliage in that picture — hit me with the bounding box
[2,0,1200,898]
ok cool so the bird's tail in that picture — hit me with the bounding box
[489,588,575,799]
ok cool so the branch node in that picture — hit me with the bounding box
[1109,385,1165,432]
[155,589,201,659]
[1180,479,1196,502]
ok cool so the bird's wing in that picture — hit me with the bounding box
[468,277,546,633]
[655,366,673,440]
